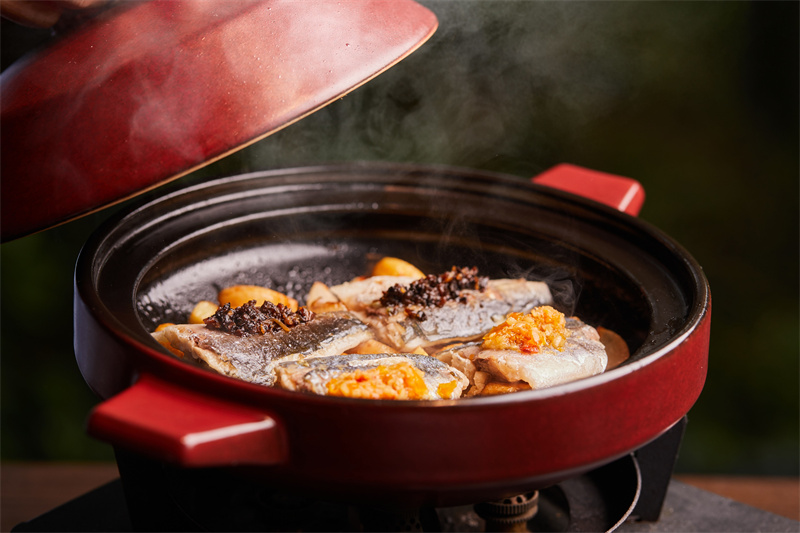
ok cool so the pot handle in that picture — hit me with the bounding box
[531,163,645,216]
[86,373,287,467]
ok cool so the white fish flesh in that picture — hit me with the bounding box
[436,317,607,393]
[274,353,469,400]
[152,311,372,386]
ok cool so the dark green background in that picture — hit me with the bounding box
[2,1,798,476]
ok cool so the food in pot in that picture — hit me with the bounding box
[435,307,608,396]
[203,300,314,337]
[370,256,425,279]
[378,266,488,310]
[346,337,428,356]
[152,310,372,386]
[324,267,553,353]
[218,284,299,311]
[187,283,300,326]
[152,258,624,399]
[189,300,218,324]
[596,326,631,370]
[273,353,469,400]
[481,306,569,353]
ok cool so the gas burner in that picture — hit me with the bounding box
[472,491,540,531]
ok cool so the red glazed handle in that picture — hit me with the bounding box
[86,373,287,467]
[531,163,645,216]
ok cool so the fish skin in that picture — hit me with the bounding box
[327,276,553,352]
[274,353,469,400]
[435,317,608,393]
[152,311,372,386]
[327,276,416,311]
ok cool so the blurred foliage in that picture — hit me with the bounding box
[1,1,797,476]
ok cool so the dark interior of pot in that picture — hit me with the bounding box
[83,162,703,376]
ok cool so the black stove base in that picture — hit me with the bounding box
[12,475,798,533]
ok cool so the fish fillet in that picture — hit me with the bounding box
[327,276,553,352]
[274,353,469,400]
[436,317,607,393]
[152,311,372,386]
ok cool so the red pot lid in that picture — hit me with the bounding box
[0,0,438,242]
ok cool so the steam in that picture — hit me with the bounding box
[245,1,643,173]
[129,1,697,318]
[231,1,678,316]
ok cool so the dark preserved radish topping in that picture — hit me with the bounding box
[379,266,488,317]
[204,300,315,337]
